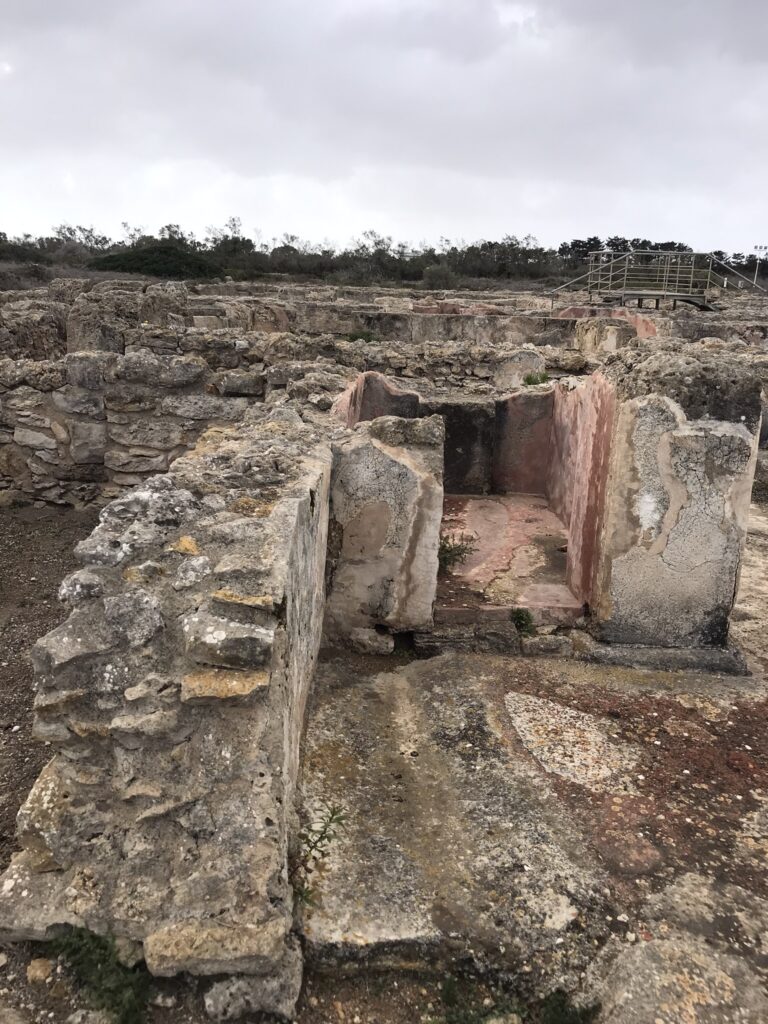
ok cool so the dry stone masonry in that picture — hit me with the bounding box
[0,276,766,1020]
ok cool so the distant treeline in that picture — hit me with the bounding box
[0,220,762,286]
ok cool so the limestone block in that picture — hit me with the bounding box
[13,426,57,450]
[104,590,163,646]
[75,483,200,565]
[348,627,395,654]
[31,603,119,673]
[69,421,108,464]
[593,394,758,647]
[58,568,107,605]
[144,915,287,975]
[172,555,211,590]
[16,759,109,872]
[182,611,275,669]
[66,289,140,354]
[585,931,768,1023]
[160,394,249,421]
[493,347,546,390]
[52,385,105,418]
[181,668,270,703]
[104,449,169,474]
[325,415,444,635]
[107,416,190,450]
[112,349,207,388]
[138,282,189,325]
[203,939,303,1020]
[65,351,117,389]
[214,370,265,396]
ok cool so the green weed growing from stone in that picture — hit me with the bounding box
[292,802,348,907]
[438,532,477,573]
[49,927,150,1024]
[510,607,536,636]
[522,371,550,386]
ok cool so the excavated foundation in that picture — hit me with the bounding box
[0,279,767,1022]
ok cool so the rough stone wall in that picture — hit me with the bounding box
[574,317,637,360]
[554,307,660,339]
[0,351,256,503]
[0,295,68,360]
[325,416,444,644]
[0,408,332,1018]
[4,278,588,388]
[593,395,758,647]
[590,351,762,647]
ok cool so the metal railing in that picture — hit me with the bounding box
[550,250,766,305]
[586,251,717,299]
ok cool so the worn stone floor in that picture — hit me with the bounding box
[438,494,582,625]
[301,506,768,1019]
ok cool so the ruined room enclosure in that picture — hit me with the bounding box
[331,359,761,658]
[334,370,613,637]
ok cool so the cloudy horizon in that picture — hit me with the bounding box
[1,0,766,252]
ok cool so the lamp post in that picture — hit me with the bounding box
[755,245,767,286]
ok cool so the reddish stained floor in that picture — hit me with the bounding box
[439,493,583,624]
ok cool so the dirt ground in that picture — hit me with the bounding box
[0,506,99,873]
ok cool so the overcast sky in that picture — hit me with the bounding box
[1,0,766,251]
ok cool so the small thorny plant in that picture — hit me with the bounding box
[511,606,536,636]
[291,802,348,907]
[49,927,150,1024]
[438,532,477,573]
[523,371,550,386]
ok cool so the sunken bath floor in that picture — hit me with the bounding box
[439,494,582,626]
[300,648,768,1014]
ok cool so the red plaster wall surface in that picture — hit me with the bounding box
[548,375,616,603]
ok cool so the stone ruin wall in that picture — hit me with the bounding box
[0,408,335,1018]
[0,280,597,505]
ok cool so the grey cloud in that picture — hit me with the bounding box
[0,0,766,249]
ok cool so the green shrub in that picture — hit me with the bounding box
[50,927,150,1024]
[346,329,375,342]
[522,371,550,386]
[423,263,457,289]
[511,607,536,636]
[90,243,221,279]
[438,532,477,573]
